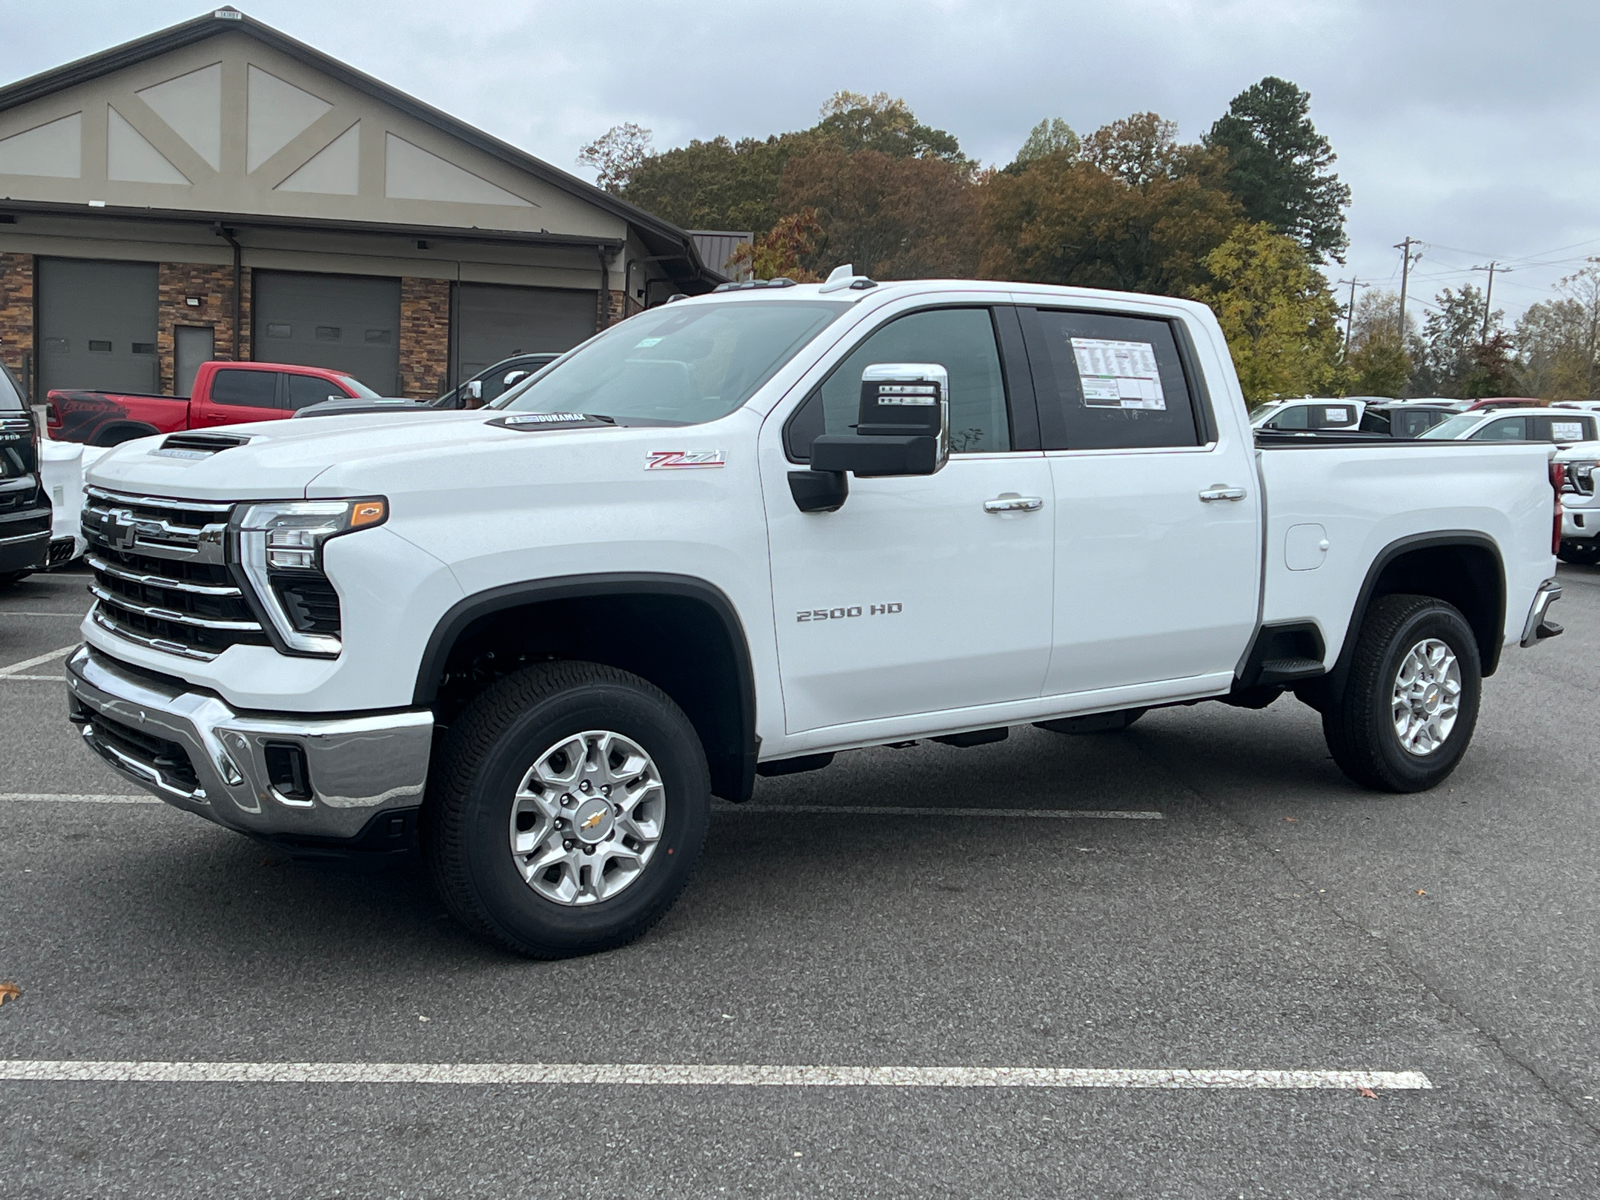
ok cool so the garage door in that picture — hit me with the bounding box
[37,258,159,396]
[454,284,597,380]
[252,271,400,394]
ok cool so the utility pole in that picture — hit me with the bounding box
[1338,278,1369,355]
[1472,262,1506,343]
[1394,237,1420,342]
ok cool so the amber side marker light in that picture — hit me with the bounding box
[352,500,387,528]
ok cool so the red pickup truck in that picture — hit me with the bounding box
[47,361,381,445]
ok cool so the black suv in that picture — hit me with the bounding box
[0,361,50,585]
[432,353,560,410]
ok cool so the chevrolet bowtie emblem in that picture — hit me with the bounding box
[581,811,605,830]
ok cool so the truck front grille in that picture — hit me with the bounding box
[82,488,267,661]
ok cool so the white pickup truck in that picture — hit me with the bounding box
[67,272,1564,958]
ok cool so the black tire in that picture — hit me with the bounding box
[424,661,710,959]
[0,570,29,586]
[1558,540,1600,566]
[1322,594,1481,793]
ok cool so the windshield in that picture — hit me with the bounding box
[337,374,382,399]
[494,300,851,425]
[1419,413,1484,440]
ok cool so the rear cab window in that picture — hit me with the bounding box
[1020,308,1203,449]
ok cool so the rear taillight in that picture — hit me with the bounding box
[45,402,60,429]
[1551,461,1566,554]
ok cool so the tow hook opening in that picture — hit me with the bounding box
[263,742,314,803]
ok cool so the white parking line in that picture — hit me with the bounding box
[0,794,158,804]
[719,805,1163,820]
[0,675,66,682]
[0,1061,1431,1089]
[0,644,77,676]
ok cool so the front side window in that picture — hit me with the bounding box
[1470,417,1529,441]
[496,300,850,426]
[286,374,344,411]
[1026,309,1201,450]
[1265,406,1311,430]
[787,307,1012,458]
[211,369,279,408]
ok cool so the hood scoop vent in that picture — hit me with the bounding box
[153,432,252,460]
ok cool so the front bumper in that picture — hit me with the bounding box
[0,528,49,573]
[65,645,434,841]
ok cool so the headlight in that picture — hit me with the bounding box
[236,498,387,656]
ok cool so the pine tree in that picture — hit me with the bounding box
[1205,77,1351,262]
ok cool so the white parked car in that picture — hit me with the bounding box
[1419,409,1599,448]
[1249,398,1365,432]
[68,271,1563,957]
[36,438,112,567]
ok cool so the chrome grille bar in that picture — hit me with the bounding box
[84,554,242,597]
[90,606,219,662]
[89,584,262,631]
[84,487,234,515]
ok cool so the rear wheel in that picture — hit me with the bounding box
[424,661,710,959]
[1558,539,1600,565]
[1323,594,1481,792]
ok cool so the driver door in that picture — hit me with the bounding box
[760,303,1055,734]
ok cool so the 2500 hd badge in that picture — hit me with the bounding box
[797,603,903,622]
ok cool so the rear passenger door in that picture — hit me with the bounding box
[1020,306,1261,699]
[195,368,281,426]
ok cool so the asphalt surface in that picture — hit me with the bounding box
[3,561,1600,1197]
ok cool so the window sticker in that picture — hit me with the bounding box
[1322,407,1351,424]
[1551,421,1584,441]
[1069,338,1166,410]
[634,337,664,348]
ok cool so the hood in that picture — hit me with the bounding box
[83,410,626,501]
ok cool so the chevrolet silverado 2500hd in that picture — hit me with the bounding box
[65,272,1564,958]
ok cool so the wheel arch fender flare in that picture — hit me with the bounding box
[413,572,759,802]
[1337,531,1506,684]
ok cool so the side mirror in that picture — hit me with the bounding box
[788,363,949,513]
[463,379,483,401]
[502,370,529,387]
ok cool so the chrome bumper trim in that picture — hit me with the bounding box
[66,645,434,840]
[1521,578,1563,647]
[0,528,50,547]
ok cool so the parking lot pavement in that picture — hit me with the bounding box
[4,566,1600,1197]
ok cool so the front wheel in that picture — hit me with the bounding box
[424,661,710,958]
[1322,594,1481,792]
[0,570,29,586]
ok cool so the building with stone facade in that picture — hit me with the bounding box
[0,8,722,404]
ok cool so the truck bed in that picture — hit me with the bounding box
[1257,437,1555,670]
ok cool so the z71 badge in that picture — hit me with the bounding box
[648,450,726,470]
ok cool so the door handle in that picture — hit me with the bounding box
[983,494,1044,513]
[1199,486,1247,502]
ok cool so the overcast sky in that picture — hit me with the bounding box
[3,0,1597,323]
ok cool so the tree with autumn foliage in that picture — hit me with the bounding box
[978,113,1240,296]
[1192,223,1344,402]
